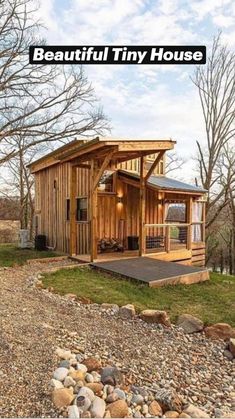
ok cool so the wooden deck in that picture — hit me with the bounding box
[91,257,209,287]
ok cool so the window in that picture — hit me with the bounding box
[98,171,115,193]
[66,199,70,221]
[76,197,88,222]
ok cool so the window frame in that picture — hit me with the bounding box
[76,196,88,223]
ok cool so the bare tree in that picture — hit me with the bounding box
[192,33,235,229]
[165,151,185,175]
[0,0,109,164]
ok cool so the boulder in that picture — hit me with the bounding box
[52,388,74,408]
[177,314,204,333]
[148,400,163,416]
[183,404,209,418]
[101,367,123,386]
[204,323,235,340]
[90,396,106,418]
[83,357,102,372]
[228,338,235,357]
[140,309,171,327]
[119,304,135,319]
[155,389,182,413]
[106,400,129,418]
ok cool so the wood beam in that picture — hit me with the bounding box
[71,163,91,169]
[89,160,98,261]
[93,149,116,191]
[145,150,165,181]
[139,156,146,256]
[186,197,193,250]
[70,166,77,256]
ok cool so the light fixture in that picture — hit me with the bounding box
[117,196,123,204]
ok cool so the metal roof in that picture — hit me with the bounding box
[119,170,207,194]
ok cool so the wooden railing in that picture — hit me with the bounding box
[144,222,205,254]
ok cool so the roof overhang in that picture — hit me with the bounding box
[29,137,176,173]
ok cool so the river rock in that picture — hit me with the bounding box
[106,400,129,418]
[113,388,126,400]
[49,378,64,390]
[53,367,69,382]
[56,347,73,360]
[165,411,180,418]
[52,388,74,408]
[228,338,235,357]
[106,393,119,403]
[90,396,106,418]
[59,360,70,369]
[101,303,119,313]
[83,357,102,372]
[101,367,123,386]
[132,394,144,405]
[85,373,94,383]
[76,363,88,373]
[183,404,209,418]
[77,386,95,402]
[86,382,104,396]
[155,389,182,413]
[69,370,86,382]
[75,395,91,412]
[68,405,80,418]
[64,376,76,387]
[177,314,204,333]
[204,323,235,340]
[119,304,136,319]
[140,309,171,327]
[148,400,163,416]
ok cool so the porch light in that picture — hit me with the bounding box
[117,196,123,204]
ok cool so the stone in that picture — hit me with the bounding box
[69,371,86,382]
[52,388,74,408]
[228,338,235,357]
[113,388,126,400]
[82,357,102,372]
[106,393,119,403]
[131,394,144,405]
[204,323,235,340]
[148,400,163,416]
[77,363,88,373]
[119,304,136,319]
[140,309,171,327]
[101,367,123,386]
[53,367,69,382]
[75,395,91,412]
[183,404,209,418]
[68,405,80,418]
[224,349,234,361]
[90,396,106,418]
[65,293,77,300]
[86,382,104,396]
[64,376,76,387]
[155,390,182,413]
[59,360,70,369]
[106,400,129,418]
[101,303,119,313]
[85,373,94,383]
[177,314,204,333]
[179,414,191,418]
[56,347,73,360]
[165,411,180,418]
[91,371,101,382]
[49,378,64,390]
[77,386,95,402]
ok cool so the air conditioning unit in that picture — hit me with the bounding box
[19,229,30,248]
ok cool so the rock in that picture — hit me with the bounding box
[142,404,149,415]
[224,349,234,361]
[131,394,144,405]
[90,396,106,418]
[101,303,119,313]
[183,404,209,418]
[113,388,126,400]
[77,386,95,402]
[165,411,180,418]
[68,405,80,418]
[228,338,235,357]
[119,304,136,319]
[106,400,129,418]
[53,367,69,382]
[85,373,94,383]
[179,414,191,418]
[204,323,235,340]
[64,376,76,387]
[52,388,74,408]
[56,347,73,360]
[177,314,204,333]
[82,357,102,372]
[65,293,77,300]
[74,381,85,393]
[106,393,119,403]
[77,363,88,373]
[101,367,123,386]
[49,378,64,390]
[69,370,86,382]
[86,382,104,396]
[155,389,182,413]
[148,400,163,416]
[91,371,101,382]
[140,309,171,327]
[59,360,71,369]
[75,395,91,412]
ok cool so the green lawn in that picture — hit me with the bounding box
[0,244,63,267]
[42,266,235,326]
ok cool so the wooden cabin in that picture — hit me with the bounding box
[29,137,207,266]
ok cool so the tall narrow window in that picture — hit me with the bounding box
[76,197,88,222]
[66,199,70,221]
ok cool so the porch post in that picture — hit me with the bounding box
[90,159,98,262]
[186,197,193,250]
[139,156,146,256]
[70,165,77,256]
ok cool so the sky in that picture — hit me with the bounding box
[35,0,235,182]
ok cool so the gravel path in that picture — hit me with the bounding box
[0,261,234,418]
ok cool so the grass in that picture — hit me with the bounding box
[0,243,63,267]
[42,266,235,326]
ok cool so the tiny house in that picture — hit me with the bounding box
[29,137,207,266]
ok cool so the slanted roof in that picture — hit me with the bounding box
[29,137,176,173]
[119,169,207,195]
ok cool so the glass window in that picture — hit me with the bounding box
[76,197,88,222]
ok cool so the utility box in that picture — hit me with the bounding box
[19,229,30,248]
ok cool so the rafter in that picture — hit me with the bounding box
[144,150,165,181]
[93,148,116,191]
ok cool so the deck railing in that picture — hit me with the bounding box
[144,222,205,254]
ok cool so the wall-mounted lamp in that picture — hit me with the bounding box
[117,196,123,204]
